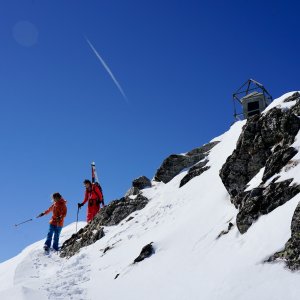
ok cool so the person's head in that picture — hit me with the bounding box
[83,179,92,189]
[52,192,62,201]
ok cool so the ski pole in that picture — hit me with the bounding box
[76,206,80,233]
[14,218,33,227]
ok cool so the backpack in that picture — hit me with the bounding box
[93,182,104,206]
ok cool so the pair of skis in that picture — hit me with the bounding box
[91,161,99,184]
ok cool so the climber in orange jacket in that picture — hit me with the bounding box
[37,192,67,252]
[78,179,103,222]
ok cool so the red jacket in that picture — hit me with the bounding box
[43,198,67,227]
[81,184,103,222]
[82,184,103,207]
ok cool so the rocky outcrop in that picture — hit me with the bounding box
[236,179,300,233]
[220,107,300,202]
[132,176,151,189]
[284,91,300,103]
[220,92,300,233]
[133,242,154,264]
[60,226,104,258]
[60,194,149,258]
[179,160,210,187]
[154,141,219,184]
[126,176,151,196]
[267,201,300,270]
[114,242,155,279]
[93,194,149,226]
[262,147,298,182]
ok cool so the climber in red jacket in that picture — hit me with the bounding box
[78,179,103,222]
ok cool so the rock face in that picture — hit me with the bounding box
[60,226,105,258]
[154,141,219,184]
[236,179,300,233]
[93,194,149,226]
[220,92,300,233]
[126,176,151,196]
[262,147,298,182]
[60,193,149,258]
[132,176,151,189]
[179,160,210,188]
[267,201,300,270]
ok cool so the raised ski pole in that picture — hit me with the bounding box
[14,218,33,227]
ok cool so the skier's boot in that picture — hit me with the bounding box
[43,244,50,253]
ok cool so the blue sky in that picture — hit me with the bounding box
[1,0,300,262]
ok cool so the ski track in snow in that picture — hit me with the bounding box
[19,250,90,300]
[8,223,91,300]
[41,252,90,299]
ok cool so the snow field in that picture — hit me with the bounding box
[2,93,300,299]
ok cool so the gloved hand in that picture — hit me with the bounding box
[78,203,83,209]
[37,212,45,218]
[56,216,62,222]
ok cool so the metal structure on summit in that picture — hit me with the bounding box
[233,79,273,121]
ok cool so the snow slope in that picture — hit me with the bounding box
[1,94,300,300]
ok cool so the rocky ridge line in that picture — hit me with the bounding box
[220,92,300,233]
[154,141,219,185]
[60,177,150,258]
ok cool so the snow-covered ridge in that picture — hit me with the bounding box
[2,92,300,299]
[263,91,299,113]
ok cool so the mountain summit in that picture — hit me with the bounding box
[1,92,300,300]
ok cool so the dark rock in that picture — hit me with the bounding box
[155,154,205,184]
[103,246,111,254]
[186,142,219,156]
[125,187,140,197]
[267,201,300,270]
[284,91,300,103]
[236,180,300,233]
[216,222,234,239]
[126,176,151,196]
[60,226,104,258]
[220,96,300,233]
[220,108,300,200]
[180,160,210,187]
[94,194,149,226]
[132,176,151,189]
[60,193,149,258]
[154,141,219,184]
[262,147,298,182]
[133,242,154,263]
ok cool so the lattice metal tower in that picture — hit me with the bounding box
[233,79,272,120]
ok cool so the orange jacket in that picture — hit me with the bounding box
[43,198,67,227]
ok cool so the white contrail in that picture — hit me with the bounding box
[85,37,128,103]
